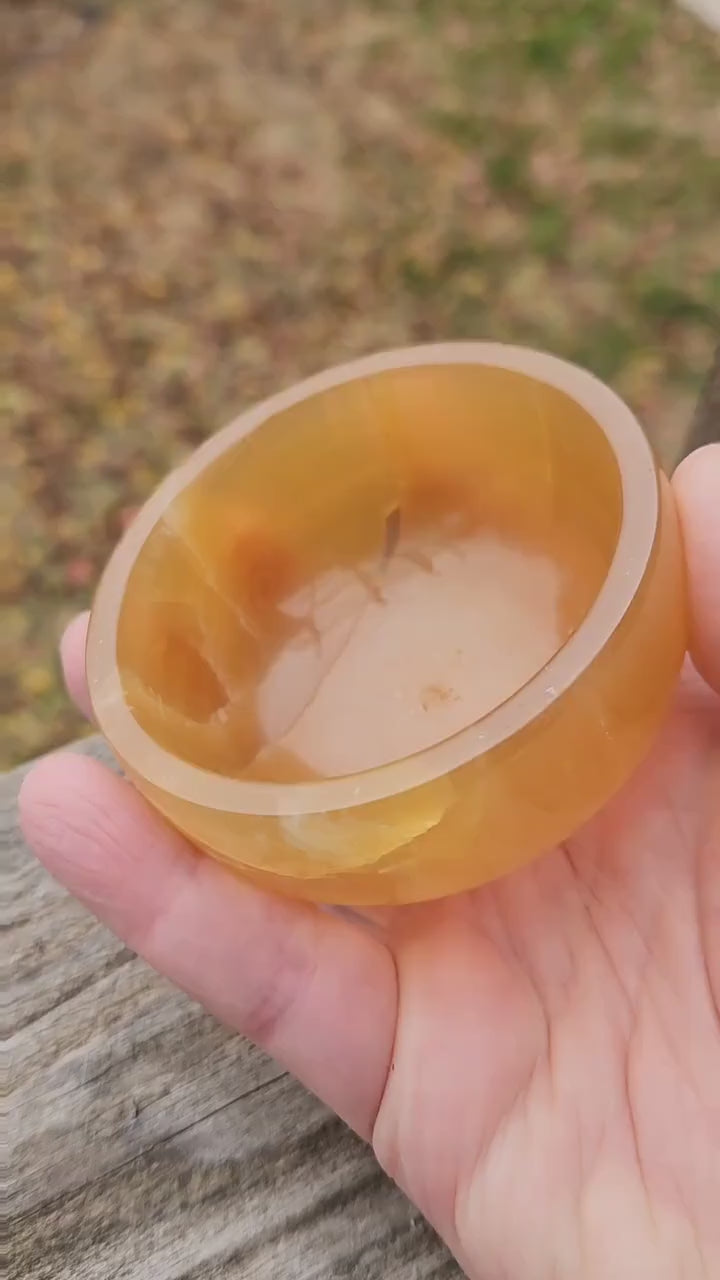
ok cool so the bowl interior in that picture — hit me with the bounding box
[116,363,623,782]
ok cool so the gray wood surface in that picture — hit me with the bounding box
[5,737,459,1280]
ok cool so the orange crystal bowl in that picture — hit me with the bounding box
[86,344,687,905]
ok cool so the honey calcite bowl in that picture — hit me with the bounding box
[87,344,687,905]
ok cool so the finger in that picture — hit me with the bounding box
[673,443,720,695]
[60,612,92,720]
[58,613,396,930]
[19,753,397,1138]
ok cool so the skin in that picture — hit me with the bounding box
[20,444,720,1280]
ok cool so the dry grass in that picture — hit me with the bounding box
[4,0,719,766]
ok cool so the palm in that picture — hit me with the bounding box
[20,448,719,1280]
[375,668,720,1279]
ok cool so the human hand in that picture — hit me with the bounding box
[20,445,720,1280]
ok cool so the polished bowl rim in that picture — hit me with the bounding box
[86,341,660,816]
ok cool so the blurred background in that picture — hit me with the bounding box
[4,0,719,768]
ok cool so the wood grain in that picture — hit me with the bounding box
[5,738,460,1280]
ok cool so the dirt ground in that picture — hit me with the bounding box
[4,0,719,767]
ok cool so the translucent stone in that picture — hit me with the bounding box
[87,346,687,904]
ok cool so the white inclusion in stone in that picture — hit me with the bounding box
[257,533,565,777]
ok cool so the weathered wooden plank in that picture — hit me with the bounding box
[13,1081,454,1280]
[10,970,281,1216]
[5,739,460,1279]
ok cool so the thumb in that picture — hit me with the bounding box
[673,443,720,695]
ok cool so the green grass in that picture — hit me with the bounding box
[5,0,719,766]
